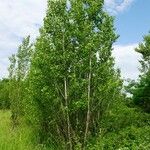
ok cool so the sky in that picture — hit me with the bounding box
[0,0,150,79]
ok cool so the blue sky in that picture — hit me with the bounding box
[115,0,150,44]
[0,0,150,79]
[106,0,150,79]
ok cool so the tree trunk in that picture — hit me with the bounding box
[84,55,92,149]
[62,29,72,150]
[64,77,72,150]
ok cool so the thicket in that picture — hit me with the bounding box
[0,79,10,109]
[7,0,122,149]
[0,0,149,150]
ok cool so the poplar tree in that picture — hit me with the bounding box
[8,36,33,126]
[28,0,122,149]
[8,54,17,125]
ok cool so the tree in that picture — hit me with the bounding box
[8,36,33,126]
[135,33,150,74]
[128,33,150,113]
[27,0,122,149]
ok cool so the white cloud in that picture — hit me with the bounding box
[113,43,141,80]
[104,0,135,14]
[0,0,47,78]
[0,0,140,80]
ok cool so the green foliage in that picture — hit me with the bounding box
[26,0,121,148]
[3,1,150,150]
[87,101,150,150]
[132,74,150,112]
[92,126,150,150]
[127,33,150,113]
[8,36,33,126]
[0,79,10,109]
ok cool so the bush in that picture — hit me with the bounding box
[87,102,150,150]
[0,79,10,109]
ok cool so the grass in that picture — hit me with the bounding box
[0,110,67,150]
[0,110,47,150]
[1,109,149,150]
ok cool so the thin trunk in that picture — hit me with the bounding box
[84,55,92,149]
[62,29,72,150]
[64,77,72,150]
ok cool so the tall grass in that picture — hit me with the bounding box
[0,110,49,150]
